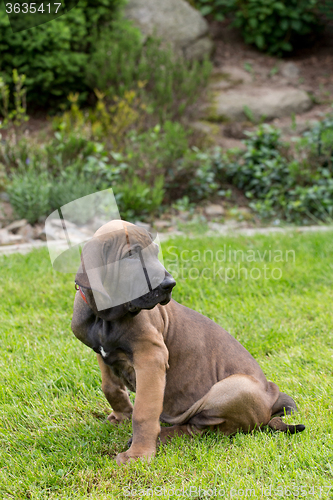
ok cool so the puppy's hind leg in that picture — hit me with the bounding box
[158,424,205,444]
[164,375,276,436]
[271,392,298,416]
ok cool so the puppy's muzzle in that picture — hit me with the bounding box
[159,276,176,293]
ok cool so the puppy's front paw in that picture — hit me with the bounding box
[115,449,155,466]
[107,411,131,425]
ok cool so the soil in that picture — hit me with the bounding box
[211,19,333,97]
[202,19,333,148]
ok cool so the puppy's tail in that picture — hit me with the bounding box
[268,417,305,434]
[269,392,305,434]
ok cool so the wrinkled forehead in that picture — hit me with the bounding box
[94,222,153,251]
[79,222,155,274]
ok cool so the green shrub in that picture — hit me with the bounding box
[7,166,104,224]
[85,32,212,121]
[48,170,98,212]
[7,169,51,224]
[191,0,236,20]
[0,0,211,112]
[7,113,333,225]
[0,70,28,129]
[122,122,190,174]
[234,0,319,55]
[0,0,123,107]
[109,122,220,203]
[220,118,333,223]
[317,0,333,20]
[192,0,326,55]
[114,176,165,220]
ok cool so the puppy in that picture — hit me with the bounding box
[71,220,304,464]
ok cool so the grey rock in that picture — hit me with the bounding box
[17,223,34,241]
[5,219,28,232]
[0,228,10,245]
[184,37,213,60]
[0,240,68,257]
[281,62,300,80]
[42,219,94,244]
[191,121,220,137]
[154,220,172,230]
[276,118,318,136]
[210,87,312,122]
[210,67,252,91]
[178,211,190,222]
[0,228,23,245]
[124,0,213,60]
[0,192,9,202]
[205,204,225,217]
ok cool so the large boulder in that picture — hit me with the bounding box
[124,0,213,60]
[208,87,313,122]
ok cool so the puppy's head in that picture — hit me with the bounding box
[75,220,176,320]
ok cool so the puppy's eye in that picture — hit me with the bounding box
[124,248,141,259]
[127,252,139,259]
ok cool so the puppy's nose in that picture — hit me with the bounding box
[160,276,176,292]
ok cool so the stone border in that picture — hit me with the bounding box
[1,225,333,256]
[0,240,67,257]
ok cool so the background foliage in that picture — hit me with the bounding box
[0,0,124,107]
[4,108,333,225]
[219,117,333,223]
[192,0,333,54]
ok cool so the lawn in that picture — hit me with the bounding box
[0,230,333,499]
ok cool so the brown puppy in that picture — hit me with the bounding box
[71,221,304,465]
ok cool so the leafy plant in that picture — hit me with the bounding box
[114,175,165,219]
[54,87,147,149]
[219,117,333,223]
[234,0,319,55]
[0,70,28,129]
[85,32,212,121]
[0,0,124,107]
[192,0,326,56]
[7,169,51,224]
[191,0,236,20]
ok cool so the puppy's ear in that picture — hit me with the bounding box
[75,237,112,310]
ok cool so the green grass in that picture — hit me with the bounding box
[1,231,333,499]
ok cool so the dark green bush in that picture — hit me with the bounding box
[220,118,333,223]
[113,176,165,220]
[0,0,211,112]
[234,0,319,55]
[317,0,333,20]
[191,0,236,20]
[193,0,325,55]
[0,0,123,107]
